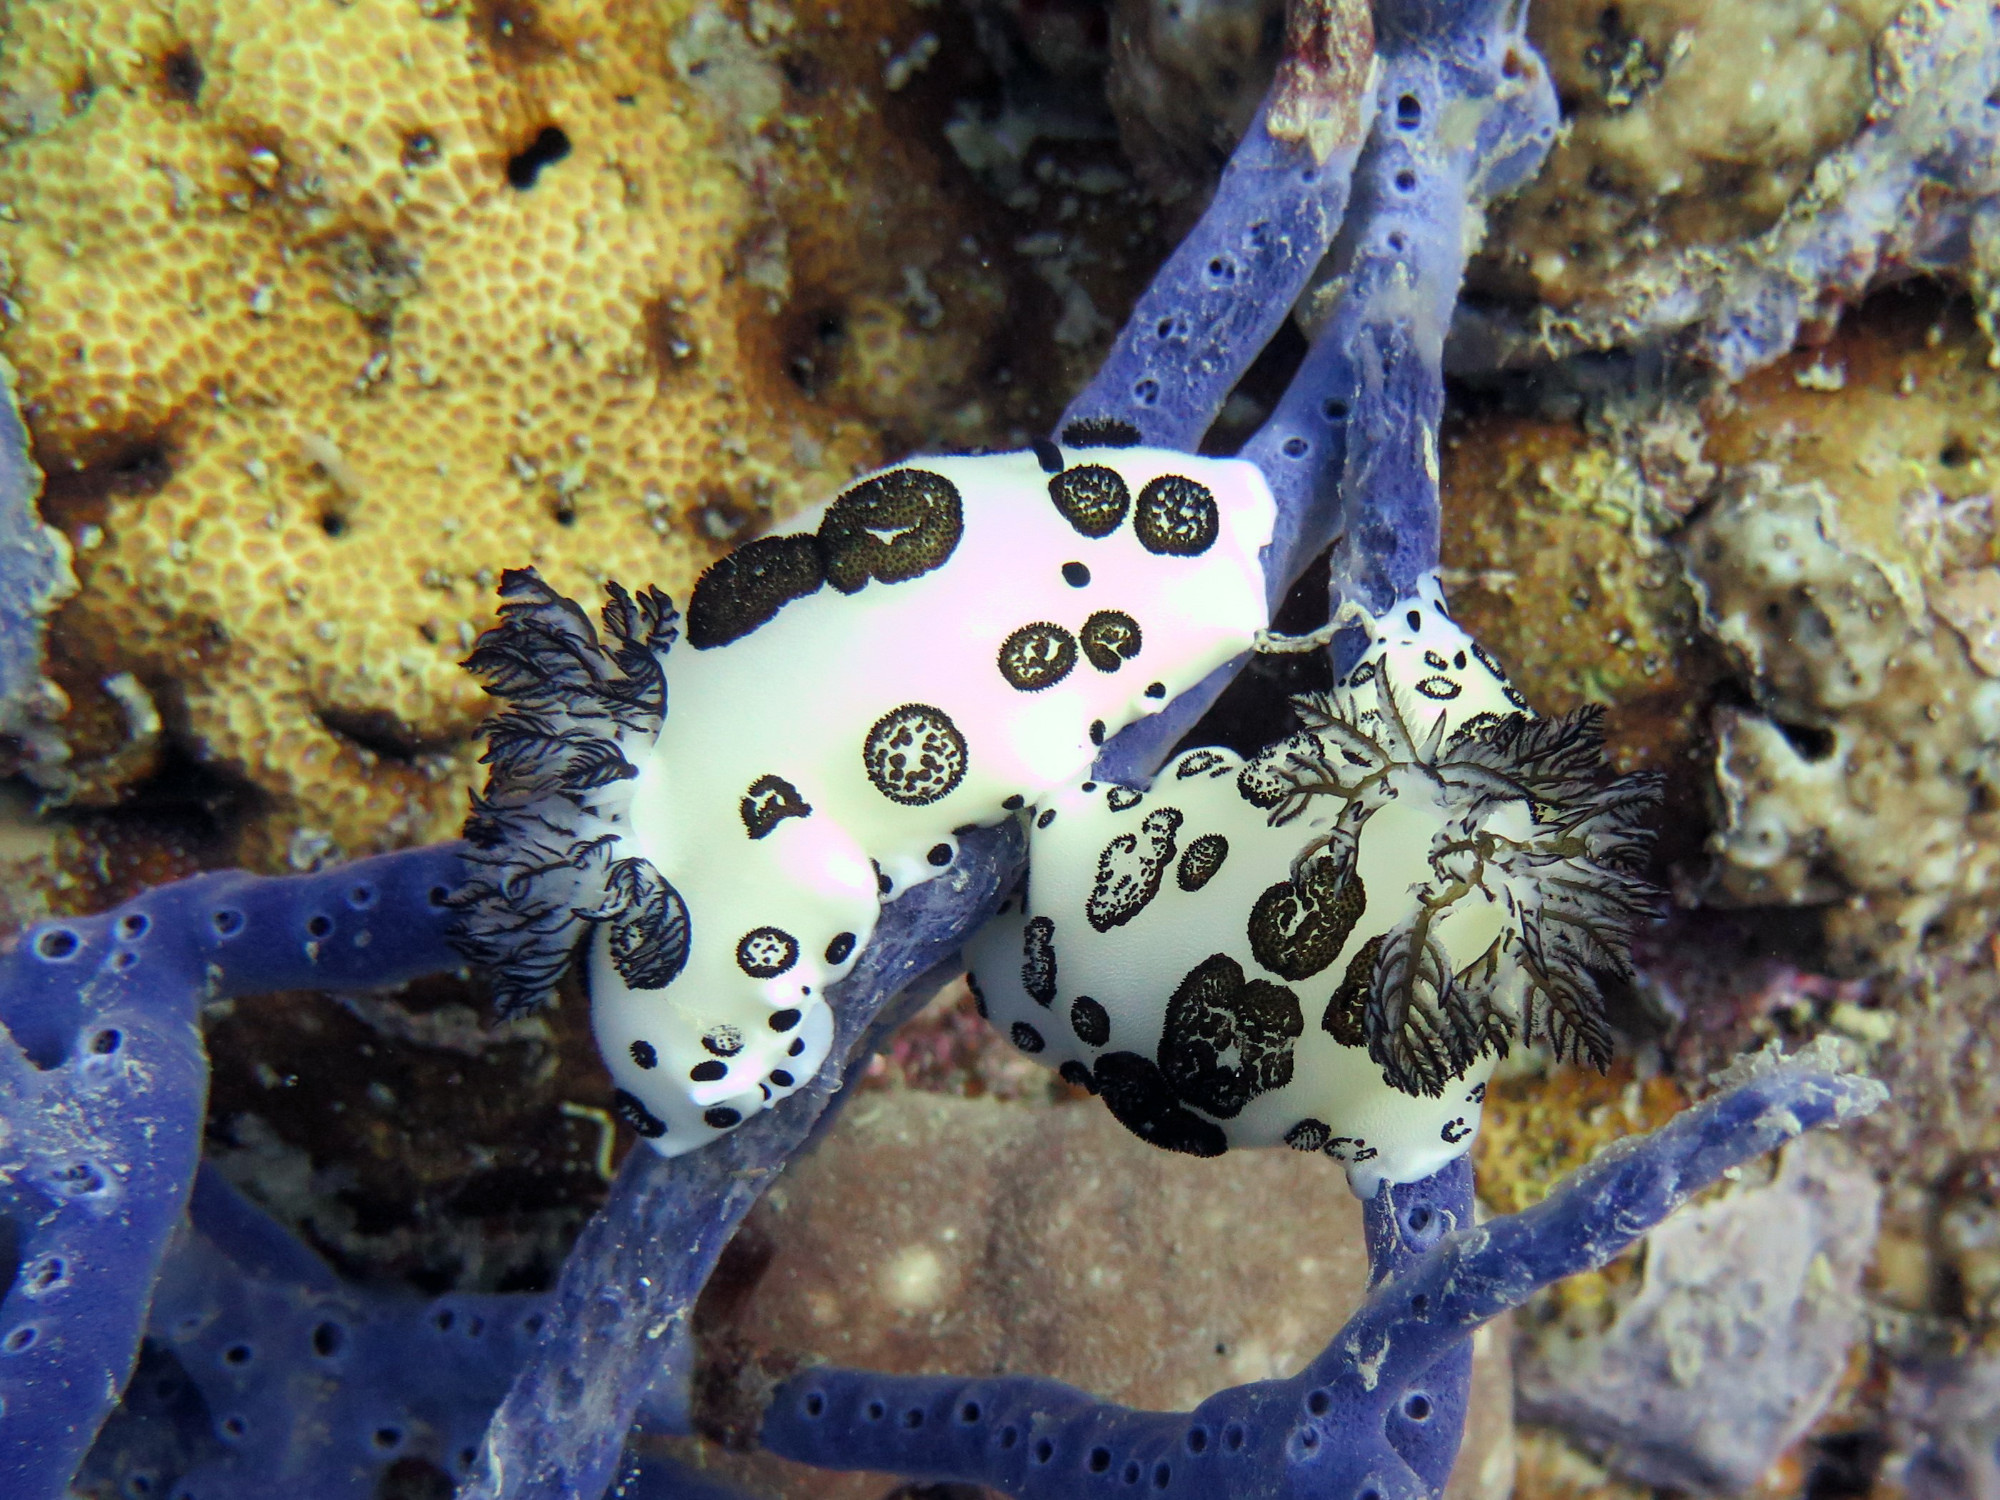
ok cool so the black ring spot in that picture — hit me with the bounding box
[736,927,800,978]
[1080,611,1142,672]
[863,704,968,806]
[1134,474,1219,556]
[818,468,963,593]
[998,622,1078,692]
[1049,465,1131,538]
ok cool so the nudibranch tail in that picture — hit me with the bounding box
[968,579,1663,1191]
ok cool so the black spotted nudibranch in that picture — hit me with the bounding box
[451,437,1277,1153]
[968,588,1664,1191]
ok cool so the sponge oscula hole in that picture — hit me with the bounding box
[33,928,80,961]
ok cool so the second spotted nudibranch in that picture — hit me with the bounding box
[968,584,1663,1191]
[450,430,1276,1153]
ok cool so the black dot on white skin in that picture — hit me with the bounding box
[769,1008,801,1031]
[928,843,952,866]
[1090,720,1106,744]
[788,1038,805,1056]
[1062,561,1090,587]
[1037,807,1057,829]
[1081,781,1097,792]
[704,1106,742,1129]
[771,1069,795,1087]
[1011,1021,1045,1053]
[690,1060,726,1082]
[1406,609,1421,630]
[1032,437,1063,474]
[825,931,856,964]
[629,1040,658,1069]
[1145,682,1165,699]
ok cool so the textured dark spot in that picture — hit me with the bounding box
[1248,858,1364,981]
[1037,807,1057,829]
[1470,640,1510,682]
[825,931,856,964]
[1094,1051,1228,1157]
[1134,475,1219,556]
[687,533,824,649]
[1415,676,1461,700]
[690,1060,727,1083]
[704,1106,743,1130]
[966,971,988,1018]
[1159,953,1302,1117]
[1070,995,1110,1047]
[998,622,1078,692]
[1285,1118,1331,1152]
[1061,417,1143,448]
[1176,834,1228,891]
[1322,933,1384,1047]
[577,858,690,990]
[740,774,812,838]
[736,927,800,978]
[1002,794,1025,810]
[629,1039,658,1069]
[1087,806,1182,931]
[612,1088,667,1138]
[702,1027,744,1057]
[1059,1060,1097,1092]
[1440,1117,1471,1143]
[1048,465,1131,538]
[1090,719,1106,745]
[928,843,953,866]
[1011,1021,1045,1053]
[1062,561,1091,587]
[817,468,963,592]
[769,1008,802,1031]
[1145,682,1166,699]
[1080,611,1142,672]
[863,704,967,806]
[1032,437,1064,473]
[1022,915,1057,1004]
[1175,749,1227,779]
[1106,785,1143,812]
[1424,650,1450,670]
[1348,660,1378,688]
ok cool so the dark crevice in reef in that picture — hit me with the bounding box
[505,125,571,189]
[37,428,178,534]
[159,43,204,105]
[313,705,460,765]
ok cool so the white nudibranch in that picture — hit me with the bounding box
[966,582,1663,1192]
[451,434,1277,1153]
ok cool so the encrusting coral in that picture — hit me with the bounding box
[0,0,1027,868]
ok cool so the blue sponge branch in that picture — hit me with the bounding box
[0,843,467,1498]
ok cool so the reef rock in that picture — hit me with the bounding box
[682,1089,1515,1500]
[1517,1134,1881,1494]
[1686,296,2000,968]
[0,0,1023,866]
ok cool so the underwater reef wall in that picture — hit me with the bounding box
[0,0,1068,871]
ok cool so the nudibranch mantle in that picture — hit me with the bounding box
[968,581,1662,1192]
[453,442,1276,1155]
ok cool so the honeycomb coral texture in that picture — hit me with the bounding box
[0,0,1002,866]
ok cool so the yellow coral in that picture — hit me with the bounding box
[0,0,1013,865]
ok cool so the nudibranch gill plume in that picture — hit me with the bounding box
[450,434,1276,1152]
